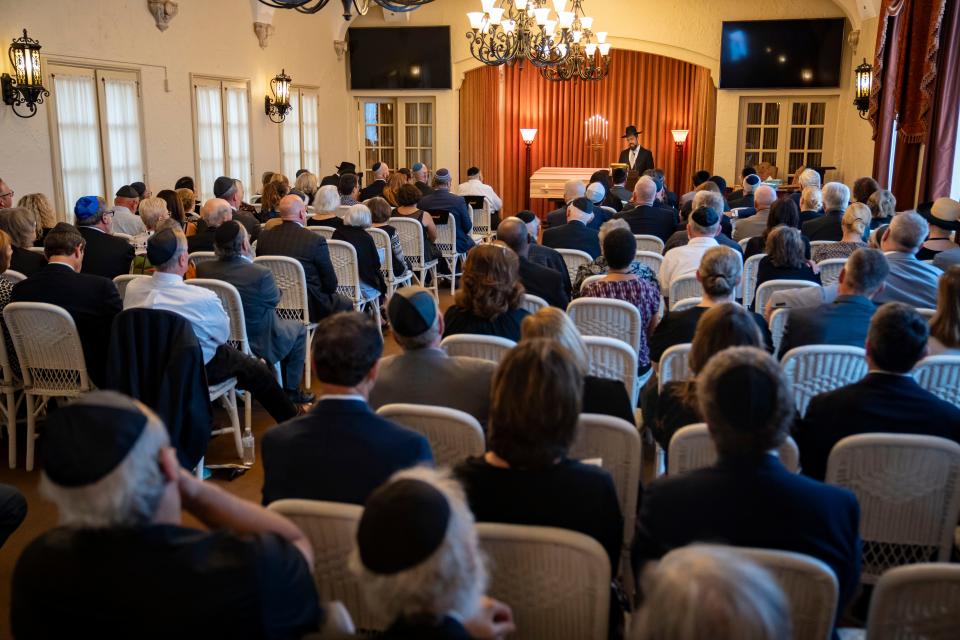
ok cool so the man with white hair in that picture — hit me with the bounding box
[0,177,13,209]
[11,392,321,637]
[542,197,601,258]
[360,161,390,201]
[799,186,824,223]
[213,176,260,241]
[732,185,777,241]
[875,211,943,308]
[411,162,434,196]
[617,175,677,242]
[792,167,823,208]
[802,181,850,241]
[187,198,233,253]
[545,178,587,228]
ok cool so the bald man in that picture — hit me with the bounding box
[497,217,569,308]
[188,198,233,253]
[360,162,389,201]
[255,195,351,321]
[615,176,677,242]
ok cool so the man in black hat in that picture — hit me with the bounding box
[320,161,357,187]
[73,195,136,279]
[213,176,261,242]
[11,391,321,637]
[541,197,601,258]
[359,161,389,201]
[111,185,148,236]
[618,125,655,176]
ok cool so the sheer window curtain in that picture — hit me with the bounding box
[225,87,251,193]
[301,93,320,175]
[195,85,224,201]
[54,73,103,216]
[103,78,144,197]
[282,92,302,179]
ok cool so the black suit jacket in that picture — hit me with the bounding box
[797,373,960,481]
[545,205,568,229]
[778,295,878,359]
[616,205,677,243]
[519,257,569,309]
[528,242,572,295]
[255,221,344,321]
[261,398,433,506]
[359,180,386,201]
[802,209,845,241]
[415,181,435,197]
[800,209,824,224]
[232,209,261,242]
[636,455,862,620]
[77,227,134,280]
[728,192,755,210]
[187,226,217,253]
[10,263,122,388]
[10,246,46,277]
[541,220,601,259]
[618,146,655,175]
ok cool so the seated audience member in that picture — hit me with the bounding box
[875,211,943,308]
[11,392,321,637]
[370,287,496,426]
[306,184,344,228]
[294,171,319,206]
[419,168,475,255]
[111,185,148,236]
[646,168,678,211]
[799,186,824,224]
[332,204,387,301]
[382,171,407,207]
[411,162,435,196]
[443,244,530,341]
[456,165,503,216]
[156,188,195,236]
[798,303,960,480]
[454,339,623,592]
[658,206,721,295]
[616,176,676,242]
[176,187,200,224]
[130,181,151,201]
[262,312,432,505]
[678,169,711,206]
[215,177,261,241]
[732,185,777,241]
[643,303,766,451]
[852,176,880,204]
[320,161,353,188]
[587,181,615,224]
[728,173,761,210]
[73,197,136,279]
[867,188,896,229]
[258,180,288,223]
[668,186,738,251]
[0,229,19,369]
[803,182,850,241]
[791,167,823,208]
[582,228,661,373]
[498,217,569,308]
[545,179,587,228]
[708,175,732,211]
[187,198,232,253]
[516,210,573,295]
[338,173,361,207]
[612,167,634,203]
[351,467,515,640]
[754,226,821,296]
[11,223,121,388]
[811,203,871,262]
[929,266,960,355]
[367,196,409,278]
[16,193,57,245]
[521,307,634,425]
[256,194,351,322]
[133,197,169,245]
[917,197,960,261]
[588,170,622,215]
[744,197,810,260]
[125,228,296,423]
[0,207,46,276]
[394,183,440,259]
[573,218,658,296]
[632,545,791,640]
[196,222,312,404]
[779,248,887,358]
[542,197,602,258]
[636,346,862,622]
[0,483,26,549]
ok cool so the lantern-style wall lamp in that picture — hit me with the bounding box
[264,69,292,124]
[1,29,49,119]
[853,58,872,120]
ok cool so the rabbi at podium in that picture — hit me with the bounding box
[618,125,655,176]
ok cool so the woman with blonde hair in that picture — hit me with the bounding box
[929,265,960,356]
[812,202,871,262]
[16,193,57,244]
[867,189,896,229]
[294,171,318,206]
[443,244,529,341]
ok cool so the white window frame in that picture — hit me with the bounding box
[356,97,436,184]
[45,61,148,216]
[280,86,321,179]
[191,75,253,201]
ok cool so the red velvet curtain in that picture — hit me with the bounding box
[460,49,717,216]
[920,0,960,200]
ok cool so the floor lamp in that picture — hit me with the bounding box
[521,128,537,211]
[671,129,689,190]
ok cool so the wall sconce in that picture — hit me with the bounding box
[1,29,49,119]
[853,58,872,120]
[264,69,292,124]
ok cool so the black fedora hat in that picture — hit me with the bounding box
[622,125,641,138]
[335,161,357,175]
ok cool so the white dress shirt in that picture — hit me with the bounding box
[123,271,230,364]
[456,178,503,212]
[111,206,147,236]
[629,147,639,169]
[658,236,719,294]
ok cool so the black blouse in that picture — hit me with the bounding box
[332,225,387,294]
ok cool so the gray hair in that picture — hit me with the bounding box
[888,211,928,252]
[598,217,631,245]
[200,199,232,227]
[138,197,168,231]
[844,248,888,295]
[0,207,40,246]
[634,176,658,205]
[563,179,586,202]
[753,185,777,210]
[40,413,170,527]
[823,182,851,211]
[698,246,742,298]
[350,467,487,623]
[800,186,822,211]
[693,190,724,213]
[315,184,341,213]
[345,203,372,228]
[798,168,821,189]
[395,311,442,351]
[868,189,896,219]
[154,228,189,272]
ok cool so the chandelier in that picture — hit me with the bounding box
[257,0,435,21]
[466,0,600,68]
[540,1,609,81]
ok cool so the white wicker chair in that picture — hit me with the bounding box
[579,273,605,293]
[817,258,847,286]
[569,413,642,602]
[826,434,960,584]
[742,253,766,308]
[440,334,515,364]
[738,236,752,252]
[668,274,702,310]
[253,255,320,388]
[634,250,663,277]
[667,423,800,475]
[477,523,610,640]
[916,307,936,321]
[267,499,388,632]
[769,307,790,356]
[324,240,382,331]
[781,345,868,416]
[912,355,960,408]
[376,403,485,467]
[558,248,594,285]
[520,293,549,314]
[755,280,820,316]
[0,319,21,468]
[390,216,439,300]
[113,274,149,301]
[658,342,692,391]
[865,563,960,639]
[26,246,45,254]
[670,297,701,312]
[1,270,25,285]
[634,234,664,254]
[568,296,642,355]
[3,302,93,470]
[366,227,413,296]
[188,251,217,268]
[433,214,466,295]
[583,336,639,406]
[309,226,336,239]
[468,202,494,243]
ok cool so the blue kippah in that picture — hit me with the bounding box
[74,196,103,221]
[411,163,424,172]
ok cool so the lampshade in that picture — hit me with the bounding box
[265,69,293,124]
[671,129,689,144]
[520,128,538,144]
[853,58,872,119]
[2,29,50,119]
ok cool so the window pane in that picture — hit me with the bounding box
[365,149,379,167]
[809,103,826,125]
[764,102,780,125]
[301,93,320,174]
[406,149,419,169]
[791,102,808,126]
[744,152,759,169]
[54,73,103,214]
[380,125,395,148]
[422,149,433,168]
[102,77,143,196]
[406,126,419,147]
[789,127,806,150]
[746,103,762,125]
[420,102,433,125]
[806,152,822,168]
[762,128,778,149]
[381,149,395,169]
[421,125,433,148]
[405,102,418,125]
[762,152,778,165]
[364,102,379,125]
[745,127,760,149]
[195,85,224,201]
[224,87,251,192]
[808,127,824,150]
[282,92,301,180]
[365,125,378,147]
[788,152,804,175]
[379,103,395,124]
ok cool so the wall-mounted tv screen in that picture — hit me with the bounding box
[348,27,452,90]
[720,19,845,89]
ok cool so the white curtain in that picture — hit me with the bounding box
[195,84,224,201]
[281,92,301,180]
[301,93,320,175]
[225,86,251,193]
[103,77,144,197]
[54,73,102,215]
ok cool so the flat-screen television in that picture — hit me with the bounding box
[720,19,845,89]
[348,27,452,90]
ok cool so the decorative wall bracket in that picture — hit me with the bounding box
[334,40,348,61]
[254,22,275,49]
[147,0,179,32]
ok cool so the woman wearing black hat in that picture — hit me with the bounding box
[917,197,960,261]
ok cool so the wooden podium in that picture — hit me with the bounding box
[529,167,608,203]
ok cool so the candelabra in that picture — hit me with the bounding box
[540,0,610,81]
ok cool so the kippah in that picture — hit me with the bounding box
[371,162,382,172]
[571,197,593,214]
[745,174,761,186]
[516,210,536,224]
[412,163,425,172]
[74,196,104,221]
[434,168,452,183]
[130,182,147,197]
[175,176,194,191]
[387,286,437,338]
[357,478,451,575]
[586,182,606,203]
[214,220,243,249]
[713,364,777,434]
[213,176,236,199]
[147,228,180,265]
[692,206,719,227]
[115,185,138,198]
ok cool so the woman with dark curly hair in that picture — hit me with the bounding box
[442,244,530,341]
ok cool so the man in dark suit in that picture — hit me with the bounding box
[255,194,351,322]
[617,125,655,176]
[320,161,356,188]
[803,182,850,241]
[545,180,587,229]
[616,176,677,242]
[262,312,433,506]
[497,217,569,309]
[797,303,960,481]
[635,346,862,623]
[359,161,389,201]
[779,248,887,358]
[11,223,122,388]
[196,222,313,404]
[542,198,601,259]
[72,196,134,280]
[517,211,572,295]
[187,198,232,253]
[727,173,760,210]
[418,168,475,254]
[213,176,260,242]
[411,162,435,197]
